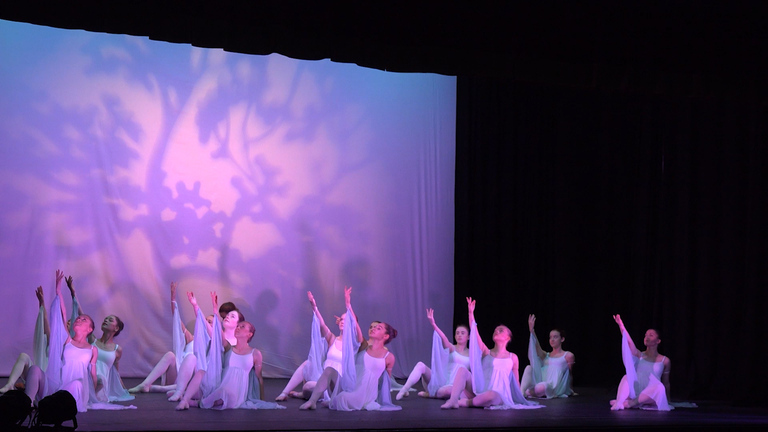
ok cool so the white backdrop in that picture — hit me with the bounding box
[0,20,456,379]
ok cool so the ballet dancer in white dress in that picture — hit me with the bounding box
[441,297,540,410]
[275,291,344,401]
[395,308,470,400]
[520,314,575,398]
[610,314,672,411]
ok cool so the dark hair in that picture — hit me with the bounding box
[219,302,237,319]
[245,322,256,343]
[647,328,661,339]
[381,322,398,345]
[550,328,566,339]
[113,315,125,337]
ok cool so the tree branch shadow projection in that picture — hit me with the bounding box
[4,37,380,374]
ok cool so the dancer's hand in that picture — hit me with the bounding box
[187,292,198,309]
[170,282,178,301]
[613,314,625,332]
[211,291,218,312]
[65,275,75,297]
[528,314,536,333]
[55,269,64,296]
[426,308,436,324]
[307,291,317,309]
[466,297,476,314]
[35,285,45,307]
[344,286,353,308]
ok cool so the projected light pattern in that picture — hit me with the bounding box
[0,20,456,378]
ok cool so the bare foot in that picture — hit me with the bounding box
[299,401,316,410]
[440,399,459,409]
[0,385,12,394]
[288,391,304,399]
[168,392,183,402]
[175,400,189,411]
[395,390,408,401]
[417,391,429,398]
[275,392,288,401]
[128,384,150,394]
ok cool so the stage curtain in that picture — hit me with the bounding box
[455,76,768,403]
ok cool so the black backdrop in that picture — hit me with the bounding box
[455,77,768,403]
[3,1,768,405]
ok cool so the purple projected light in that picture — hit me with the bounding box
[0,19,456,378]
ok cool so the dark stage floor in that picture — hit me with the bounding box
[9,378,768,432]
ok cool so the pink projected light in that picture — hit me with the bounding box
[0,19,456,379]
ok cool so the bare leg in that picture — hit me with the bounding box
[397,361,431,400]
[24,365,45,405]
[0,353,32,394]
[176,369,205,410]
[277,360,308,401]
[459,390,502,408]
[129,351,177,393]
[168,354,196,401]
[441,367,471,409]
[301,381,317,400]
[299,367,338,410]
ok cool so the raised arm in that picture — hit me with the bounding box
[613,314,640,357]
[188,291,214,337]
[308,291,333,345]
[345,286,365,346]
[36,285,50,340]
[210,291,228,349]
[65,276,84,316]
[171,282,193,344]
[467,297,489,355]
[55,270,68,332]
[427,308,454,351]
[528,314,546,360]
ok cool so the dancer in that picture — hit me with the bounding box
[0,286,49,394]
[520,314,575,398]
[315,287,399,411]
[175,292,284,410]
[91,314,135,404]
[441,297,539,410]
[128,281,196,399]
[395,308,470,400]
[275,291,343,401]
[610,314,671,411]
[24,270,98,412]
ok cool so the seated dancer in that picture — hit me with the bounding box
[63,276,134,405]
[610,314,672,411]
[395,308,470,400]
[0,286,49,394]
[275,291,343,401]
[23,270,101,412]
[129,281,239,402]
[520,314,575,398]
[175,292,284,410]
[300,287,400,411]
[441,297,540,410]
[25,270,136,411]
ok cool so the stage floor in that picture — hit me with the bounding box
[17,378,768,431]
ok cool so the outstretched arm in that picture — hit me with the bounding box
[528,314,546,359]
[188,292,214,337]
[171,282,193,344]
[308,291,333,345]
[36,285,50,341]
[427,308,453,351]
[467,297,489,354]
[65,276,84,317]
[345,286,365,347]
[613,314,640,357]
[55,270,67,332]
[210,291,226,347]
